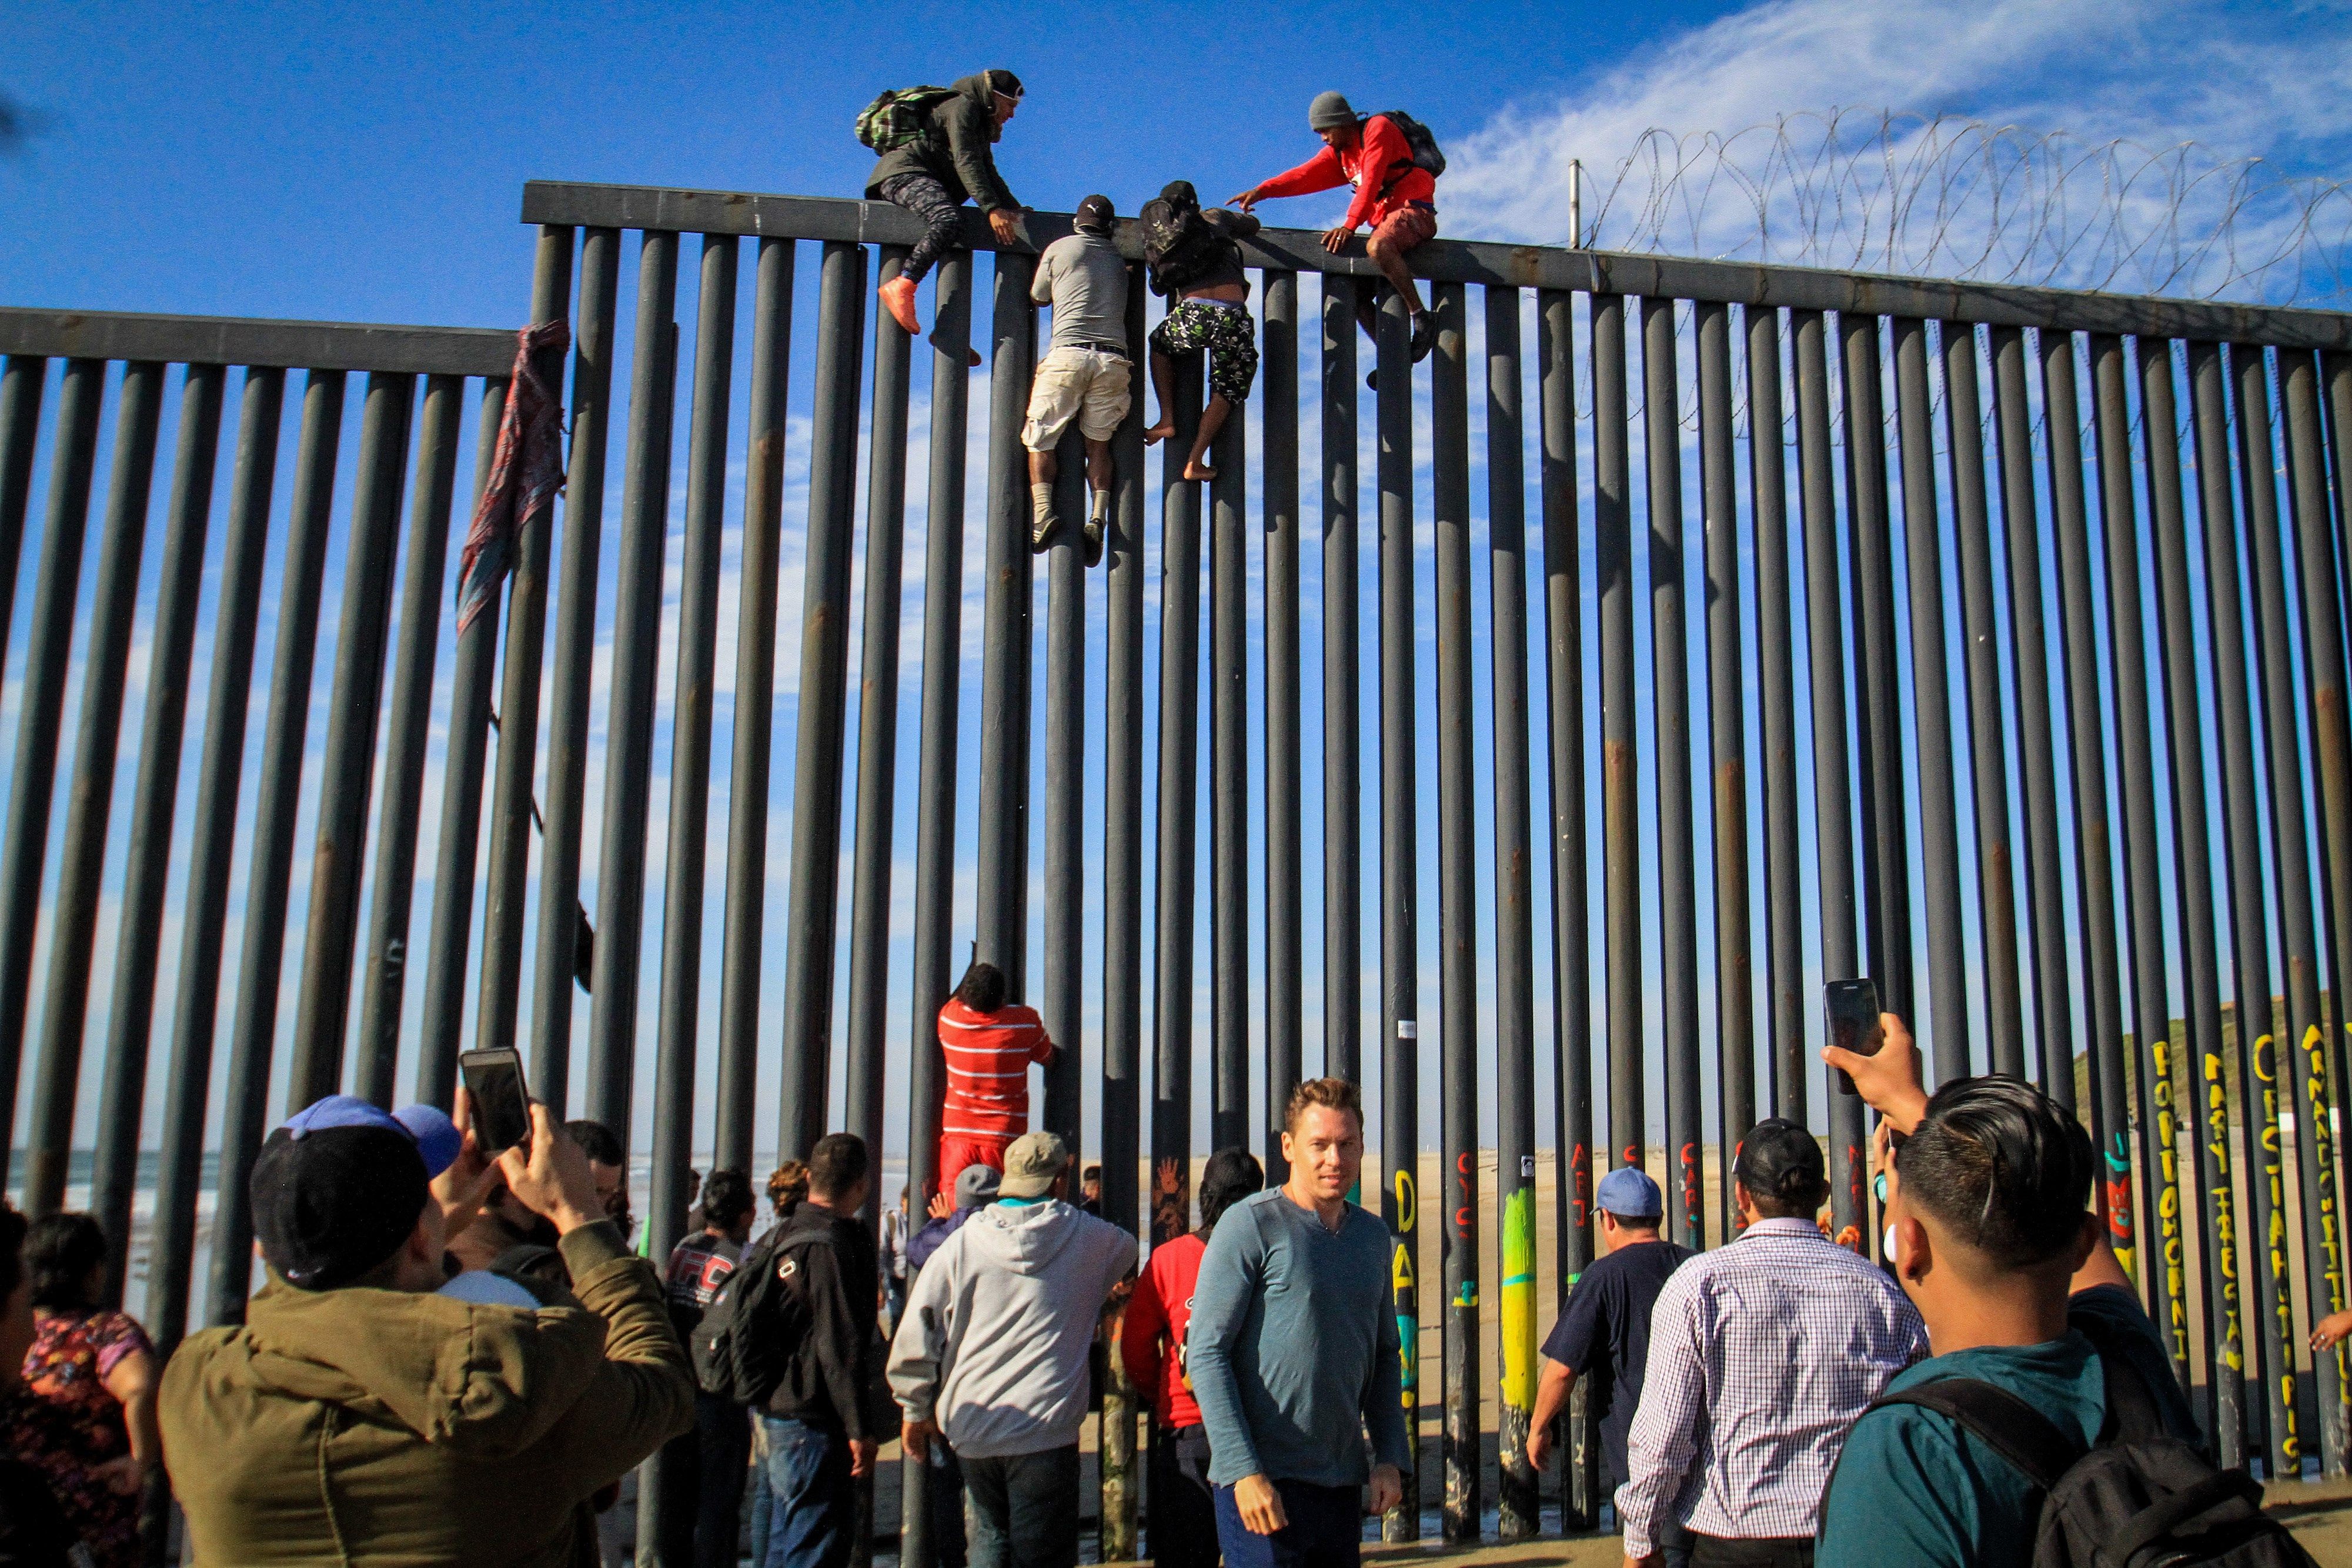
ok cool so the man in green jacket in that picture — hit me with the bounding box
[162,1096,693,1567]
[868,69,1025,346]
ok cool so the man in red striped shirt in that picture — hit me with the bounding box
[935,961,1057,1192]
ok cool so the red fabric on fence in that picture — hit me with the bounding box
[456,319,569,636]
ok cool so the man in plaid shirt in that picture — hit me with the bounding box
[1616,1121,1926,1567]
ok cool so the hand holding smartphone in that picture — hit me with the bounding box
[1825,978,1881,1096]
[457,1048,532,1152]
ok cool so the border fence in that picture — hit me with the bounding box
[5,181,2352,1557]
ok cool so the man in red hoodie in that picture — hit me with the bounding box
[1230,92,1439,366]
[1120,1148,1264,1568]
[934,961,1057,1191]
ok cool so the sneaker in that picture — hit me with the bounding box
[1083,519,1104,568]
[878,276,921,337]
[1031,510,1061,554]
[1409,313,1436,362]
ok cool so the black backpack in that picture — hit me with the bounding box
[1852,1340,2314,1567]
[1367,110,1446,195]
[692,1223,837,1405]
[1138,182,1230,297]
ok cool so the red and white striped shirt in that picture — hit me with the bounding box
[938,997,1056,1141]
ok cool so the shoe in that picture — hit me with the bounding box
[1083,519,1104,568]
[1031,510,1061,554]
[1409,313,1435,362]
[879,276,921,337]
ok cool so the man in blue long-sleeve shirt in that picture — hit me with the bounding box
[1184,1078,1411,1568]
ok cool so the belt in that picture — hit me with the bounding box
[1074,340,1130,357]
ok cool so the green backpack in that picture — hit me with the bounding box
[856,86,959,152]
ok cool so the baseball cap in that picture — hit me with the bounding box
[253,1096,463,1290]
[1074,194,1115,233]
[954,1162,1003,1208]
[1735,1117,1828,1206]
[1595,1165,1663,1220]
[999,1130,1070,1198]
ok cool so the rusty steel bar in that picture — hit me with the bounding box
[1644,296,1702,1251]
[2144,334,2244,1463]
[1891,320,1967,1083]
[2090,333,2192,1383]
[1324,278,1362,1091]
[0,357,104,1187]
[2042,333,2135,1274]
[285,369,416,1111]
[477,228,576,1082]
[209,366,348,1326]
[1748,308,1805,1121]
[148,364,284,1348]
[1484,282,1539,1542]
[1793,311,1864,1245]
[1537,286,1599,1526]
[716,235,795,1173]
[1842,314,1910,1047]
[1151,327,1205,1248]
[1264,269,1303,1176]
[1594,293,1639,1185]
[526,225,617,1113]
[1432,279,1479,1544]
[2284,347,2352,1472]
[89,361,223,1296]
[1698,299,1752,1239]
[1375,280,1420,1543]
[415,379,509,1108]
[1211,323,1249,1154]
[777,239,870,1159]
[847,245,913,1177]
[1041,375,1086,1155]
[24,357,165,1214]
[1943,325,2026,1076]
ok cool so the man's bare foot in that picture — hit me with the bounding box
[1182,457,1216,482]
[1142,420,1174,446]
[878,276,921,337]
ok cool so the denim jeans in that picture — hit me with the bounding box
[962,1445,1080,1568]
[758,1416,852,1568]
[1211,1479,1362,1568]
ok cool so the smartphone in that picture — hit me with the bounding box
[457,1047,533,1152]
[1826,978,1882,1096]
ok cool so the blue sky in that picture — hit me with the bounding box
[4,0,2351,1223]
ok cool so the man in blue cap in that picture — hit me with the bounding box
[159,1094,693,1568]
[1526,1165,1693,1564]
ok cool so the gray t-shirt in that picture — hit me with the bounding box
[1184,1188,1412,1489]
[1031,230,1130,354]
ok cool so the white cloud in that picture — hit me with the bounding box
[1444,0,2352,304]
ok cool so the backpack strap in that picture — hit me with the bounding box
[2104,1467,2264,1565]
[1869,1377,2086,1492]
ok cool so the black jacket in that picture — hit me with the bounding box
[863,73,1019,212]
[761,1204,896,1440]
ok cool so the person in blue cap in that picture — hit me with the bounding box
[158,1093,693,1568]
[1526,1165,1694,1565]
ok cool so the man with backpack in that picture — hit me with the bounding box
[861,71,1026,352]
[888,1131,1137,1568]
[710,1133,894,1568]
[1815,1020,2306,1568]
[1024,192,1127,561]
[1228,92,1444,375]
[1138,180,1261,483]
[659,1169,757,1568]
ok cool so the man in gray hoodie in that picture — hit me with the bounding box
[888,1130,1135,1568]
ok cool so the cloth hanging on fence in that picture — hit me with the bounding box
[456,319,569,636]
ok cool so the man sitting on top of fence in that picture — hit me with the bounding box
[860,69,1026,357]
[1024,193,1128,564]
[1228,92,1445,384]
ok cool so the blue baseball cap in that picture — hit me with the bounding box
[1596,1165,1663,1220]
[282,1094,463,1179]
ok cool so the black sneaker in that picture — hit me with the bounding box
[1409,313,1436,362]
[1031,511,1060,554]
[1083,519,1104,568]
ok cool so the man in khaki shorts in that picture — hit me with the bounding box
[1026,193,1130,564]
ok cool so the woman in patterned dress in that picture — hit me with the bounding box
[6,1215,159,1568]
